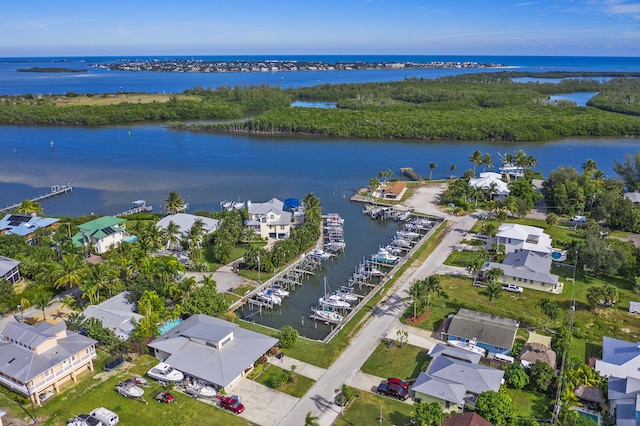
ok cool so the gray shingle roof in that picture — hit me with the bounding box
[426,355,504,395]
[428,343,482,364]
[484,250,558,285]
[0,256,20,278]
[82,292,142,340]
[445,309,519,350]
[412,371,466,405]
[148,314,277,388]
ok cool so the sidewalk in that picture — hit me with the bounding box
[267,354,326,381]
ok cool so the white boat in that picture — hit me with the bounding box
[395,210,412,221]
[184,380,217,399]
[148,362,184,382]
[116,378,145,399]
[319,295,351,309]
[371,248,398,264]
[397,230,420,240]
[358,262,385,277]
[258,289,282,305]
[310,308,343,324]
[334,288,359,302]
[447,338,487,357]
[308,248,332,260]
[390,237,411,248]
[324,242,346,252]
[270,285,290,298]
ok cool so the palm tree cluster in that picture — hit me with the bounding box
[467,150,494,176]
[405,275,448,319]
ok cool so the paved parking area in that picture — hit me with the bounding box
[230,377,299,426]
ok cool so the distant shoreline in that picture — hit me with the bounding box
[17,67,87,73]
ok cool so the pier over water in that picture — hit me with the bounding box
[0,184,73,213]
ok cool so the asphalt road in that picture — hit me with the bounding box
[278,212,479,426]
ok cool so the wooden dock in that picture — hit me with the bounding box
[400,167,423,181]
[0,184,73,212]
[115,200,153,217]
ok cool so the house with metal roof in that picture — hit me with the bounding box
[0,214,60,244]
[245,198,292,240]
[0,321,96,406]
[156,213,220,250]
[72,216,127,254]
[412,344,504,411]
[469,172,510,199]
[82,292,142,340]
[147,314,277,390]
[481,249,560,293]
[623,191,640,205]
[607,376,640,426]
[0,256,20,284]
[595,336,640,380]
[491,223,553,255]
[441,308,519,355]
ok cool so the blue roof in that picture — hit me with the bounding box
[0,214,59,237]
[283,198,300,211]
[602,336,640,366]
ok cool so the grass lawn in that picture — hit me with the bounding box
[505,388,553,421]
[333,389,415,426]
[251,364,315,398]
[8,353,253,426]
[443,250,477,268]
[231,284,256,297]
[53,93,197,106]
[361,342,431,381]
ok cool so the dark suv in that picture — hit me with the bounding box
[376,380,409,400]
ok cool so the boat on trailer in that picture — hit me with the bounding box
[184,380,217,399]
[116,378,145,399]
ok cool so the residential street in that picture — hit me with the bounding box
[279,212,479,426]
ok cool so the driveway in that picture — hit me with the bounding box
[230,377,299,426]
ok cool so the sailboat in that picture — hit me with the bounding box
[317,277,351,309]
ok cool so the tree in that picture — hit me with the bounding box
[613,152,640,191]
[429,162,437,181]
[180,280,228,316]
[546,212,558,229]
[586,284,619,308]
[396,329,408,348]
[413,401,444,426]
[164,191,185,214]
[422,275,444,314]
[406,279,425,319]
[278,325,299,349]
[53,254,86,289]
[165,220,181,250]
[15,200,43,215]
[32,291,53,320]
[302,192,322,222]
[504,363,529,389]
[469,150,483,176]
[485,280,502,307]
[368,177,380,195]
[482,152,493,172]
[537,298,560,332]
[304,412,320,426]
[529,359,555,392]
[475,390,517,426]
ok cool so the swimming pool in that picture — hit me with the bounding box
[158,318,183,335]
[552,252,562,260]
[576,410,599,425]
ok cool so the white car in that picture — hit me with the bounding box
[501,284,523,293]
[571,215,587,223]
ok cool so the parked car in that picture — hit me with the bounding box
[218,395,245,414]
[386,377,409,389]
[571,215,587,223]
[501,284,523,293]
[376,380,409,400]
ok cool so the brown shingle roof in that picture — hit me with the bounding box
[520,342,557,369]
[442,412,493,426]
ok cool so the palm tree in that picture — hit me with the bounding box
[422,275,444,314]
[581,159,597,175]
[485,281,502,307]
[482,153,493,172]
[15,200,43,215]
[304,412,320,426]
[165,221,181,250]
[368,177,380,195]
[405,279,425,319]
[33,291,53,321]
[429,162,437,181]
[469,150,483,176]
[164,191,185,214]
[302,193,322,222]
[53,254,86,289]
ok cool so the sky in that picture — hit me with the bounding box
[1,0,639,57]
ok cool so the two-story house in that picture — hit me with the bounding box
[72,216,127,254]
[0,214,60,244]
[0,256,21,284]
[491,223,553,255]
[245,198,292,240]
[0,322,97,406]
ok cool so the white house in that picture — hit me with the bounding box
[595,336,640,380]
[245,198,292,240]
[469,172,510,199]
[492,223,552,255]
[82,292,142,340]
[72,216,128,254]
[0,256,20,284]
[156,213,220,249]
[481,249,560,292]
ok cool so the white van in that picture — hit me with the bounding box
[90,408,119,426]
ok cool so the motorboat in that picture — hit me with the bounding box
[358,262,384,277]
[115,378,145,399]
[334,288,359,302]
[148,362,184,382]
[397,230,420,240]
[310,308,343,324]
[258,289,282,305]
[270,285,290,298]
[324,242,345,252]
[371,248,398,264]
[184,380,217,399]
[308,248,332,260]
[447,338,487,357]
[390,237,411,248]
[319,295,351,309]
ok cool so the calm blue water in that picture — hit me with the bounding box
[547,92,598,107]
[2,55,640,339]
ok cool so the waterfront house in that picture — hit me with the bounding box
[245,198,292,240]
[412,343,504,411]
[72,216,127,254]
[82,291,142,340]
[480,249,560,292]
[377,181,407,200]
[0,256,20,284]
[490,223,553,255]
[0,321,97,406]
[0,214,60,244]
[147,314,277,390]
[441,308,519,355]
[156,213,220,250]
[595,336,640,380]
[469,172,510,200]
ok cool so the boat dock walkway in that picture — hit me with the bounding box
[0,184,73,212]
[115,200,153,217]
[400,167,423,181]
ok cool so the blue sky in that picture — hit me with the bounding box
[2,0,639,57]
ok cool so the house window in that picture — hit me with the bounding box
[507,238,512,243]
[261,217,266,223]
[280,225,285,230]
[270,215,274,220]
[518,278,522,282]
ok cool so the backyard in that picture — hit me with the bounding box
[360,342,431,382]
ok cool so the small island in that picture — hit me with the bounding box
[17,67,87,73]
